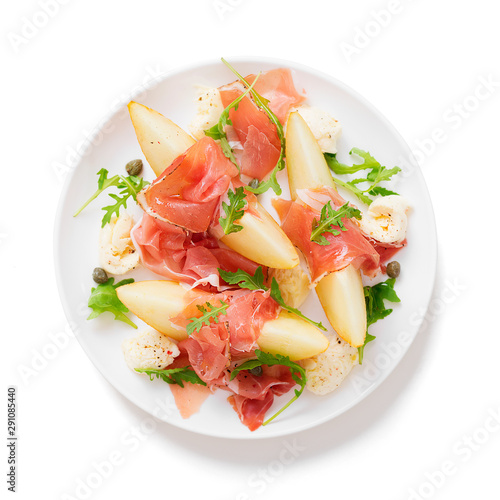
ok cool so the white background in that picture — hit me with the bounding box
[2,0,499,499]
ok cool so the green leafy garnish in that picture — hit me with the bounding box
[325,148,401,205]
[219,186,247,234]
[310,201,361,245]
[135,367,207,388]
[230,349,306,426]
[218,267,326,331]
[358,278,401,363]
[365,278,401,326]
[358,333,376,365]
[220,266,267,290]
[74,168,149,227]
[87,278,137,328]
[220,58,287,196]
[186,300,229,335]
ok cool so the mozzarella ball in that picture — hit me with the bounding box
[122,329,180,371]
[301,335,358,395]
[99,213,139,274]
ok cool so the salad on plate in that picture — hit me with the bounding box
[74,59,410,432]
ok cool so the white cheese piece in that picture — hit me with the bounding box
[122,329,180,371]
[358,195,410,244]
[301,335,358,395]
[99,213,139,274]
[293,105,342,154]
[188,86,224,140]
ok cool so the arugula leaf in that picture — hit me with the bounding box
[218,267,326,331]
[204,123,223,140]
[219,186,247,234]
[358,333,376,365]
[246,166,283,196]
[221,58,286,195]
[87,278,137,328]
[310,201,361,245]
[219,266,266,290]
[369,186,399,197]
[330,177,374,205]
[269,278,326,331]
[135,367,207,388]
[324,149,401,205]
[364,278,401,327]
[74,169,149,227]
[186,300,229,335]
[358,278,401,363]
[326,148,380,175]
[230,350,306,426]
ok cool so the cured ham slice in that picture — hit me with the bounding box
[168,351,212,418]
[131,213,260,289]
[371,238,406,274]
[137,136,239,233]
[179,323,230,384]
[227,364,295,400]
[227,365,296,431]
[273,187,380,283]
[169,383,212,419]
[219,68,304,180]
[170,289,295,431]
[228,392,274,432]
[172,289,280,356]
[224,290,279,354]
[246,69,306,124]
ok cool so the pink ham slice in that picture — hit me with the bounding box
[138,136,239,233]
[371,238,407,274]
[227,365,296,431]
[246,68,306,124]
[178,322,230,385]
[169,289,297,431]
[132,213,261,289]
[169,383,212,419]
[228,392,275,432]
[172,289,280,364]
[167,352,212,419]
[273,187,381,283]
[218,68,304,180]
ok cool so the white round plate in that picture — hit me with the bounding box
[54,57,437,439]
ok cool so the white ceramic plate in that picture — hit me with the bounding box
[54,57,437,439]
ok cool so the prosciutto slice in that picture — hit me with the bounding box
[168,351,212,419]
[179,323,230,385]
[273,187,381,283]
[170,289,298,431]
[172,289,280,358]
[132,213,260,289]
[137,136,239,233]
[371,238,407,273]
[218,68,304,180]
[246,69,306,124]
[227,365,296,431]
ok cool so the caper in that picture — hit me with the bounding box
[125,159,143,176]
[249,178,260,189]
[386,261,401,279]
[249,366,263,377]
[92,267,109,284]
